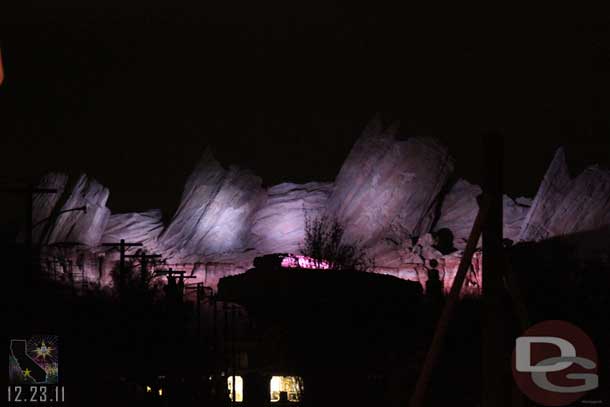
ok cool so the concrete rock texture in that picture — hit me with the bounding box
[101,209,164,253]
[157,148,266,263]
[250,182,332,255]
[32,173,110,247]
[27,120,609,293]
[325,117,455,246]
[519,148,610,242]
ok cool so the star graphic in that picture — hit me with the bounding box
[34,341,54,361]
[24,368,32,378]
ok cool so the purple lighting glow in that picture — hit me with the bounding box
[280,254,331,270]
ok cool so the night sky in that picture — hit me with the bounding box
[1,4,609,225]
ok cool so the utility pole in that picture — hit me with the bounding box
[231,303,237,406]
[154,268,196,303]
[46,241,85,292]
[213,293,218,372]
[101,239,143,291]
[125,251,162,288]
[223,302,229,403]
[481,134,510,407]
[184,282,206,344]
[409,134,517,407]
[197,283,203,342]
[2,184,58,281]
[409,194,490,407]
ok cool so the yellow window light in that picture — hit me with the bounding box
[227,376,244,402]
[270,376,303,402]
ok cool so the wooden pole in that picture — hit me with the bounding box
[3,185,57,281]
[232,304,236,406]
[101,239,143,290]
[481,134,511,407]
[197,283,203,344]
[125,252,162,288]
[409,195,490,407]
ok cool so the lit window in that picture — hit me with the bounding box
[227,376,243,402]
[270,376,303,402]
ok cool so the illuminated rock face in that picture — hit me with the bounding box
[32,173,110,247]
[504,195,533,242]
[100,209,164,252]
[433,179,481,249]
[519,148,610,241]
[551,168,610,234]
[158,149,266,263]
[362,232,483,296]
[27,123,609,294]
[31,173,69,244]
[250,182,332,255]
[433,179,532,249]
[325,117,455,246]
[519,148,573,242]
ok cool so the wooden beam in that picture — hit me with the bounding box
[409,194,490,407]
[481,134,511,407]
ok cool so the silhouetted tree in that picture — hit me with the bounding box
[301,213,374,271]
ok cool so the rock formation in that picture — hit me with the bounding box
[100,209,164,253]
[250,182,332,255]
[504,195,532,243]
[519,148,610,241]
[157,149,266,263]
[432,179,481,249]
[31,172,69,245]
[24,119,609,295]
[325,117,455,246]
[433,179,532,249]
[32,173,110,247]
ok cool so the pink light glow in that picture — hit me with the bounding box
[280,254,331,270]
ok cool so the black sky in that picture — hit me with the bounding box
[1,4,609,224]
